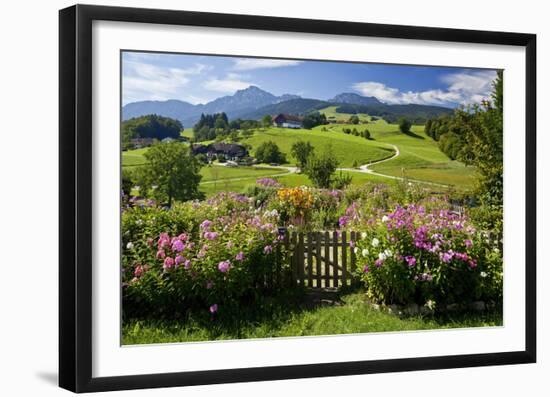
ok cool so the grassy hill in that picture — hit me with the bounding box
[241,127,392,168]
[122,118,476,197]
[319,106,372,123]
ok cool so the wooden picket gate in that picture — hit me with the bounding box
[283,231,359,289]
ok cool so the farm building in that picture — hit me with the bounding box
[272,113,304,129]
[191,142,249,161]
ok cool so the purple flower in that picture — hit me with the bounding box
[264,245,273,254]
[440,251,454,263]
[338,216,349,228]
[218,260,231,273]
[175,255,185,266]
[183,259,191,270]
[200,220,212,230]
[464,239,473,248]
[349,240,355,248]
[172,239,184,252]
[405,256,417,267]
[375,258,384,267]
[209,304,218,313]
[204,231,219,240]
[206,280,213,289]
[235,251,245,261]
[363,265,370,273]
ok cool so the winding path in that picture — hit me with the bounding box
[201,144,450,188]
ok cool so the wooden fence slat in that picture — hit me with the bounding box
[350,231,357,276]
[332,231,339,287]
[298,232,305,287]
[307,232,314,287]
[342,231,347,286]
[291,232,298,286]
[324,231,330,289]
[315,232,322,288]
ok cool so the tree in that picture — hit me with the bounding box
[302,112,327,129]
[304,145,339,188]
[459,71,503,205]
[363,129,371,139]
[398,117,412,134]
[349,115,359,124]
[261,115,273,128]
[254,141,286,164]
[290,140,315,171]
[121,114,182,148]
[137,142,203,207]
[241,129,254,139]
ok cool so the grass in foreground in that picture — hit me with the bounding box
[122,292,502,345]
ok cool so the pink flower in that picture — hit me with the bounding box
[209,304,218,313]
[235,251,245,261]
[175,255,185,266]
[464,239,473,248]
[200,220,212,230]
[156,250,166,259]
[363,265,370,273]
[178,233,189,241]
[163,257,175,270]
[218,260,231,273]
[183,259,191,270]
[134,265,144,277]
[226,240,234,249]
[375,258,384,267]
[349,240,355,248]
[264,245,273,254]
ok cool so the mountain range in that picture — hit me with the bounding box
[122,86,453,126]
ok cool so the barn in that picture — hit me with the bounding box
[271,114,304,129]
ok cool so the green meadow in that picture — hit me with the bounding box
[122,115,475,197]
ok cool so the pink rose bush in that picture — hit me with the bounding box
[343,201,502,307]
[122,192,289,317]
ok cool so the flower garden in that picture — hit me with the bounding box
[122,179,503,344]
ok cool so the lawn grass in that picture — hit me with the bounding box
[122,291,502,345]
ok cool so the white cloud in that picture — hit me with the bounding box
[203,73,255,94]
[232,58,302,71]
[352,70,497,106]
[122,61,209,104]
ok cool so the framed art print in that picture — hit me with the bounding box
[59,4,536,393]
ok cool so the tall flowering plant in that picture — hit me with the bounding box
[346,203,502,307]
[122,193,290,317]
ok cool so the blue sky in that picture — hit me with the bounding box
[122,51,498,108]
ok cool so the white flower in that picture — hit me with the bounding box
[126,242,134,250]
[371,238,380,248]
[493,247,500,254]
[384,248,392,257]
[480,271,488,278]
[354,247,359,255]
[361,232,368,239]
[381,215,389,223]
[362,248,369,257]
[135,219,143,226]
[378,252,387,261]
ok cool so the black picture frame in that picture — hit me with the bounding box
[59,4,537,393]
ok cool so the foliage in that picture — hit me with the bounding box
[302,111,327,129]
[290,140,315,171]
[261,114,273,128]
[193,113,229,141]
[341,199,502,308]
[135,142,203,206]
[304,145,339,188]
[254,140,287,164]
[122,114,182,148]
[349,115,360,124]
[398,117,412,134]
[122,193,290,317]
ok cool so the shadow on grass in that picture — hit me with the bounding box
[401,130,425,139]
